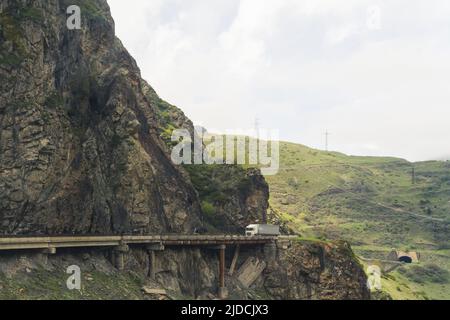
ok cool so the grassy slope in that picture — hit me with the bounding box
[0,269,147,300]
[265,141,450,299]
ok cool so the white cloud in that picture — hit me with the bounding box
[108,0,450,161]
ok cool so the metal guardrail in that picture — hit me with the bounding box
[0,235,278,251]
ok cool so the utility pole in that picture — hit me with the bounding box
[254,117,260,164]
[254,117,260,140]
[412,166,416,185]
[325,131,331,152]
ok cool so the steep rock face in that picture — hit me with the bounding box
[137,241,370,300]
[185,165,269,233]
[264,241,370,300]
[147,88,271,234]
[0,0,271,236]
[0,0,204,234]
[213,167,269,232]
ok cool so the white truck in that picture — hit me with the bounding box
[245,224,280,236]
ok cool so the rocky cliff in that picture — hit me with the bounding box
[0,0,206,235]
[0,0,369,300]
[264,240,369,299]
[0,0,271,236]
[0,239,369,300]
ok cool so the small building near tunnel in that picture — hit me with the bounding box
[387,250,420,263]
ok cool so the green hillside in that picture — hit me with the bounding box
[265,141,450,299]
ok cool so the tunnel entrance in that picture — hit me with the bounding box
[398,256,413,263]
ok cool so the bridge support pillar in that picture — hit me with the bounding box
[264,242,277,268]
[228,245,240,276]
[218,245,228,299]
[37,246,56,264]
[113,244,129,271]
[148,250,156,280]
[146,243,164,280]
[42,246,57,255]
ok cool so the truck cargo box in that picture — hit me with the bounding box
[245,224,280,236]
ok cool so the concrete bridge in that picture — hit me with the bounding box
[0,234,295,298]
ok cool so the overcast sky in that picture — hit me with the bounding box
[107,0,450,162]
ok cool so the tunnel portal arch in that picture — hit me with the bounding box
[398,256,413,263]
